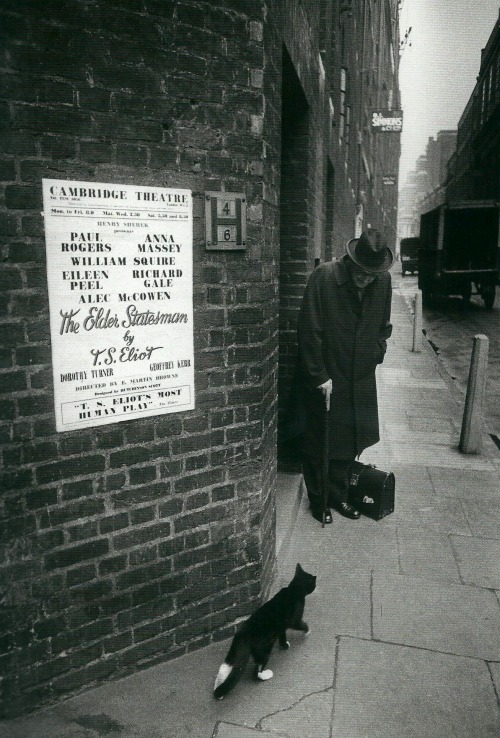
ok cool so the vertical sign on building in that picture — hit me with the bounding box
[42,179,194,432]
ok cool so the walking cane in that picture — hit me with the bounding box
[322,389,330,528]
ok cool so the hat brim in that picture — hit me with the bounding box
[346,238,394,273]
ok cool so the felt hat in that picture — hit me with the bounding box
[346,228,394,273]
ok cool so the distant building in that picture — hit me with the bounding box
[397,163,430,240]
[397,130,457,244]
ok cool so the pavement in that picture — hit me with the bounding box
[1,286,500,737]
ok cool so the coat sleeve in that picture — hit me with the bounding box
[297,267,330,389]
[376,272,393,363]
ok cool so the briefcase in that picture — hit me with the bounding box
[347,461,395,520]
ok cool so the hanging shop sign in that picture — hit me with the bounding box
[382,175,397,186]
[371,110,403,132]
[42,179,194,432]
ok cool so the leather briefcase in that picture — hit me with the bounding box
[347,461,395,520]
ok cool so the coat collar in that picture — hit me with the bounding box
[332,255,351,286]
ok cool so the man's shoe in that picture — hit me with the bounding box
[333,501,360,520]
[310,504,332,524]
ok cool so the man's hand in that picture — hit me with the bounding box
[317,379,332,411]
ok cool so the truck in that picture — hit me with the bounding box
[418,200,500,309]
[400,236,420,276]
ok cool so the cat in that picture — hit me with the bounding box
[213,563,316,700]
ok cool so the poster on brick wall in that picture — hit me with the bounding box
[42,179,194,432]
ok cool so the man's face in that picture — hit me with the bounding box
[348,259,376,289]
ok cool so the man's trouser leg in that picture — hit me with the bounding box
[302,455,322,508]
[302,456,353,507]
[327,459,353,506]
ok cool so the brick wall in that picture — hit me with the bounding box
[0,0,280,717]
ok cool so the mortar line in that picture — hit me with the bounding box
[395,526,404,575]
[447,532,466,584]
[328,635,342,738]
[456,497,475,537]
[451,531,500,543]
[255,683,335,730]
[487,662,500,704]
[339,632,500,663]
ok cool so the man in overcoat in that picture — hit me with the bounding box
[297,228,393,522]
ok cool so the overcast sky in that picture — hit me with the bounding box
[398,0,500,183]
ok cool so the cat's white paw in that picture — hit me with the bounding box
[257,669,273,681]
[304,627,311,635]
[281,640,290,649]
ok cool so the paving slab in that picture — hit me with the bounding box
[372,572,500,660]
[277,543,372,642]
[407,415,458,433]
[331,637,500,738]
[322,522,399,574]
[382,443,496,470]
[381,496,436,525]
[380,374,447,389]
[407,404,462,419]
[460,496,500,538]
[259,688,334,738]
[428,466,500,498]
[450,535,500,589]
[299,574,372,643]
[396,497,471,534]
[383,463,434,492]
[283,497,400,577]
[215,723,289,738]
[383,427,456,445]
[396,526,462,582]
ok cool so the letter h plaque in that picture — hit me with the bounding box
[205,192,246,251]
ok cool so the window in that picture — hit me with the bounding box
[480,81,486,125]
[345,105,351,158]
[488,64,494,116]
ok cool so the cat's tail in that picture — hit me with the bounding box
[213,634,251,700]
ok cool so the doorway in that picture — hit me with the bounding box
[277,48,311,471]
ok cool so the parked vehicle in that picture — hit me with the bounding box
[418,200,500,308]
[400,237,420,276]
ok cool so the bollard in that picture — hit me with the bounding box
[459,334,489,454]
[412,290,422,353]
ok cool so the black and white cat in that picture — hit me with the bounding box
[213,563,316,699]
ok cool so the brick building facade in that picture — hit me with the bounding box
[446,9,500,201]
[0,0,401,717]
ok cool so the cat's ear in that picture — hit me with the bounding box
[295,563,303,574]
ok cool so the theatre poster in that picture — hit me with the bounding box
[42,179,194,432]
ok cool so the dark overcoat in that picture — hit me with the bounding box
[296,256,392,460]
